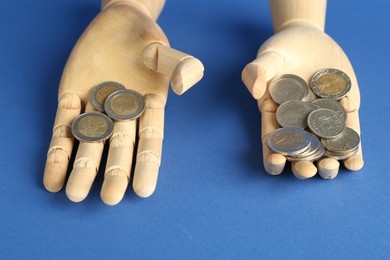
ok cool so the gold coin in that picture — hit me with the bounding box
[104,89,145,121]
[89,81,126,111]
[310,68,351,100]
[72,112,114,142]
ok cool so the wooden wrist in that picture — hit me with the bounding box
[270,0,327,32]
[101,0,165,20]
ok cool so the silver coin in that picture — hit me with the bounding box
[267,127,311,156]
[293,133,321,158]
[104,89,145,121]
[307,108,345,139]
[310,68,351,100]
[71,112,114,142]
[276,100,320,129]
[321,127,360,154]
[89,81,126,111]
[324,146,358,160]
[305,143,325,161]
[269,74,309,104]
[286,143,324,162]
[312,98,347,122]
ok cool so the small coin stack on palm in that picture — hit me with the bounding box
[267,69,360,179]
[71,81,145,143]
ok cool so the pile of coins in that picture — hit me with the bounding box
[266,68,361,172]
[71,81,145,143]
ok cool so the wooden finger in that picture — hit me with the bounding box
[65,142,104,202]
[133,94,164,198]
[43,93,81,192]
[260,98,286,175]
[317,158,340,180]
[343,110,364,171]
[291,161,317,179]
[65,101,103,202]
[143,43,204,95]
[242,51,284,100]
[101,120,136,205]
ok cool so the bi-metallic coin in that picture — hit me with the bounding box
[267,127,312,156]
[89,81,126,111]
[307,108,345,139]
[104,89,145,121]
[72,112,114,142]
[310,68,351,100]
[269,74,309,104]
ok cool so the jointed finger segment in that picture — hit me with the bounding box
[101,120,136,205]
[66,142,104,202]
[133,94,164,198]
[343,110,364,171]
[242,51,284,100]
[264,152,286,175]
[317,158,339,179]
[44,93,81,192]
[292,161,317,179]
[133,129,163,197]
[143,43,204,95]
[106,122,136,173]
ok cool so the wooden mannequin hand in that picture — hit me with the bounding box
[242,0,364,179]
[43,0,204,205]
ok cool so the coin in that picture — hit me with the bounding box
[276,100,319,129]
[286,142,324,162]
[72,112,114,142]
[292,133,321,158]
[304,142,325,161]
[267,127,311,156]
[312,98,347,122]
[321,127,360,154]
[269,74,309,104]
[104,89,145,121]
[89,81,126,111]
[324,146,358,160]
[307,108,345,139]
[285,133,324,162]
[310,68,351,100]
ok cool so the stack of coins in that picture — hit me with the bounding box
[267,128,324,162]
[267,69,361,177]
[71,81,146,143]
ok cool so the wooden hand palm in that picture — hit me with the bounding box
[43,1,204,205]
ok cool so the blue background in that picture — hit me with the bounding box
[1,0,389,259]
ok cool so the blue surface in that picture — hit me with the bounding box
[1,0,389,259]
